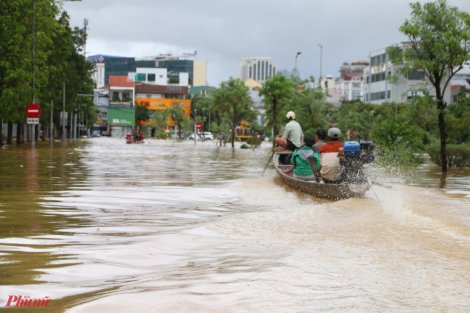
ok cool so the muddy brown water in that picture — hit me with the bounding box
[0,138,469,312]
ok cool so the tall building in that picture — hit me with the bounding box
[240,57,276,83]
[321,61,368,105]
[362,43,452,104]
[154,53,207,87]
[89,55,136,86]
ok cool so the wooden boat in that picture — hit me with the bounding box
[273,152,370,200]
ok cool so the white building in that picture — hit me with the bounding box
[321,61,368,105]
[127,68,189,86]
[240,57,276,83]
[363,43,452,104]
[92,62,105,89]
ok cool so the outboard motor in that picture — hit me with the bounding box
[342,140,375,184]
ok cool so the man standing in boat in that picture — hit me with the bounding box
[275,111,303,152]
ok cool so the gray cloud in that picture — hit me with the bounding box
[64,0,470,85]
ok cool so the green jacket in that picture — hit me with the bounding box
[291,146,320,176]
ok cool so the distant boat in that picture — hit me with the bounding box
[273,152,370,200]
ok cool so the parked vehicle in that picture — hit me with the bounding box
[188,132,214,141]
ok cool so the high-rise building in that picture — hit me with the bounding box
[240,57,276,83]
[362,43,452,104]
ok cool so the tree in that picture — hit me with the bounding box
[165,103,187,139]
[259,75,295,145]
[291,87,330,137]
[212,78,253,148]
[398,0,470,172]
[151,110,168,138]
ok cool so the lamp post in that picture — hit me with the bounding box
[294,51,302,77]
[318,44,323,88]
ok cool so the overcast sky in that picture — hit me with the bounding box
[64,0,470,86]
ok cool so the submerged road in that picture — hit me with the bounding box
[0,138,469,312]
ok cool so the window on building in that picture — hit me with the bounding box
[408,71,425,80]
[370,91,386,101]
[122,91,131,102]
[135,73,146,82]
[147,73,156,82]
[111,92,120,102]
[253,64,257,80]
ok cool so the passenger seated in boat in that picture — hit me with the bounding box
[320,127,345,184]
[275,111,303,152]
[313,129,327,153]
[283,137,320,181]
[134,131,144,142]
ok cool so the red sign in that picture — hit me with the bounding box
[26,104,41,118]
[196,122,202,129]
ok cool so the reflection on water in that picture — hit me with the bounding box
[0,138,469,312]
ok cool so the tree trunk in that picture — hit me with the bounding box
[7,121,13,144]
[0,113,3,146]
[16,122,24,144]
[438,108,447,172]
[231,125,235,148]
[272,101,278,149]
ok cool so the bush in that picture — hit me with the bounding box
[375,145,423,168]
[427,144,470,168]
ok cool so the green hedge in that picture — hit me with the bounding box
[375,145,423,168]
[427,144,470,168]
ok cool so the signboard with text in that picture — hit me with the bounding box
[27,118,39,125]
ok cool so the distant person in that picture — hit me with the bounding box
[134,131,144,142]
[216,132,226,147]
[275,111,303,151]
[320,127,345,184]
[313,129,327,153]
[283,137,320,181]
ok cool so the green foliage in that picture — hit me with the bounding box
[375,145,423,168]
[212,78,254,148]
[0,1,94,141]
[386,46,403,65]
[334,102,377,139]
[150,110,168,138]
[400,0,470,96]
[446,97,470,144]
[427,144,470,167]
[165,103,189,139]
[290,87,329,137]
[135,106,149,121]
[397,0,470,171]
[259,75,295,139]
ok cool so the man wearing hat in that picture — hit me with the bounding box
[275,111,303,151]
[319,127,345,183]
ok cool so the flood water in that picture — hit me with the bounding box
[1,138,469,312]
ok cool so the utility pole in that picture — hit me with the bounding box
[294,51,301,78]
[31,0,36,149]
[193,104,197,145]
[50,100,53,142]
[318,44,323,88]
[62,82,66,140]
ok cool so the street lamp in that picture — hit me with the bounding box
[318,44,323,88]
[293,51,302,77]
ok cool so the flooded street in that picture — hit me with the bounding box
[1,138,470,312]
